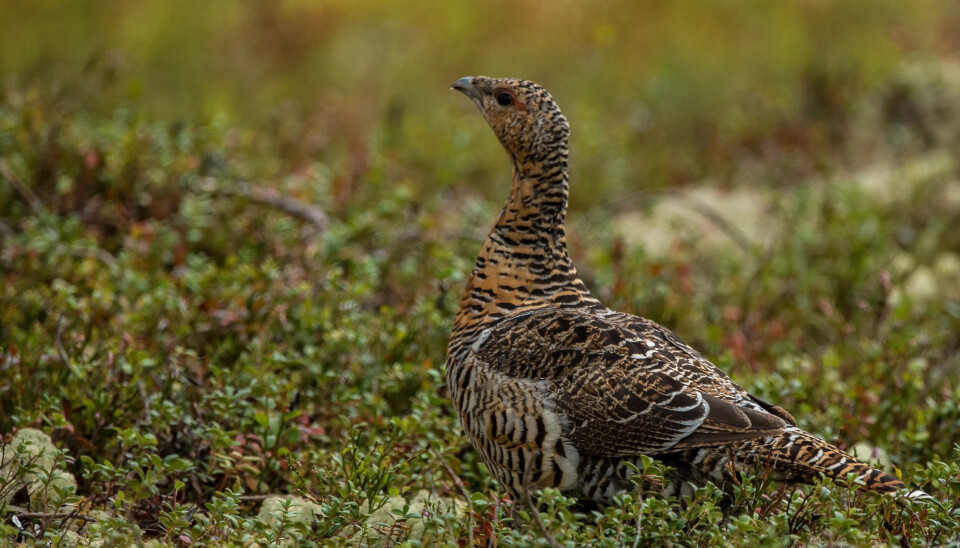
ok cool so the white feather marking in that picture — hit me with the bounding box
[525,415,538,444]
[540,408,580,490]
[512,412,525,443]
[604,481,621,500]
[471,328,492,352]
[668,396,708,441]
[666,391,704,414]
[629,349,657,360]
[827,457,848,471]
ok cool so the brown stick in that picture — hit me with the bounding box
[238,494,286,502]
[69,247,118,267]
[438,455,474,548]
[0,159,45,214]
[199,177,328,235]
[13,511,97,523]
[522,452,563,548]
[607,187,754,252]
[54,314,71,369]
[0,219,13,237]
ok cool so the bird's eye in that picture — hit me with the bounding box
[495,92,513,107]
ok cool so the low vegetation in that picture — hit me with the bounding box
[1,2,959,545]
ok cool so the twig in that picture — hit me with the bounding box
[13,511,97,523]
[438,455,474,548]
[0,163,116,266]
[522,451,563,548]
[137,380,152,424]
[199,177,328,235]
[0,218,13,237]
[668,192,754,252]
[56,506,93,530]
[0,159,45,214]
[607,187,755,252]
[238,494,285,502]
[489,491,500,548]
[55,314,70,367]
[70,247,117,267]
[632,496,643,548]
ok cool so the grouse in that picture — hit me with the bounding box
[446,76,920,504]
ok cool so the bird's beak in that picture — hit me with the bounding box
[452,76,483,103]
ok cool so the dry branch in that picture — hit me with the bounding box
[522,452,563,548]
[200,177,328,235]
[0,159,45,214]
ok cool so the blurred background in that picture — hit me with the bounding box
[4,0,960,197]
[6,0,958,307]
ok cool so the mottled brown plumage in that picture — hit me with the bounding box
[446,76,920,504]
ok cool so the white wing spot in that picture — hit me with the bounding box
[471,329,492,352]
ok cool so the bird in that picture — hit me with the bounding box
[445,76,923,506]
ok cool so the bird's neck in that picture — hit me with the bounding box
[495,163,571,251]
[452,162,597,334]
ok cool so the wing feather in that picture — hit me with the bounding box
[472,308,787,457]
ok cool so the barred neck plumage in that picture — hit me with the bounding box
[447,75,602,355]
[451,151,599,339]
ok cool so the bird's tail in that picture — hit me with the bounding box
[746,427,910,494]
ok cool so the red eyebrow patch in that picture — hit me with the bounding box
[513,96,526,110]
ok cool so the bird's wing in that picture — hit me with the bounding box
[610,311,798,427]
[471,308,788,457]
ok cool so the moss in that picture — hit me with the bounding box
[55,530,81,548]
[256,496,323,547]
[884,60,960,150]
[363,490,465,547]
[0,428,59,506]
[28,469,77,511]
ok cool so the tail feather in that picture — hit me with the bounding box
[746,427,905,493]
[659,426,939,502]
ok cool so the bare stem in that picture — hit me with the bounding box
[522,451,563,548]
[0,159,45,214]
[199,177,328,235]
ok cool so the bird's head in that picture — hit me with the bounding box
[452,76,569,170]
